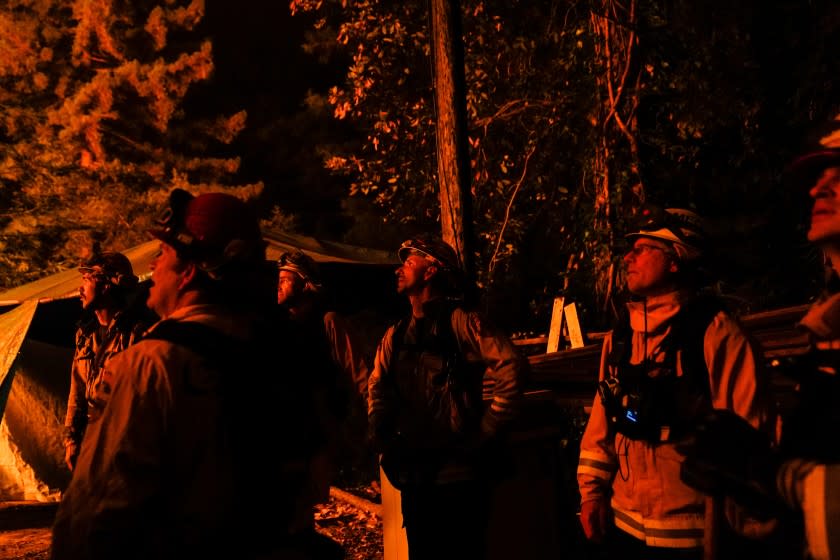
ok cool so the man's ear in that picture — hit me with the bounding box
[423,263,438,282]
[178,261,199,290]
[669,259,680,274]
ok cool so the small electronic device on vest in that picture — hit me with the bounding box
[599,296,721,443]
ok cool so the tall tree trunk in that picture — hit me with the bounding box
[590,0,643,312]
[430,0,476,301]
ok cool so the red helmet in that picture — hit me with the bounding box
[150,189,265,276]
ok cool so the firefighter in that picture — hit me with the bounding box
[577,206,771,559]
[63,251,153,471]
[680,112,840,560]
[367,234,527,560]
[51,189,324,560]
[276,249,371,560]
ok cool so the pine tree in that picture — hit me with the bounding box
[0,0,260,289]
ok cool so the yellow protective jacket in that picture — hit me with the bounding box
[577,290,768,548]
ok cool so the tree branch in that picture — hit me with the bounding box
[488,143,537,278]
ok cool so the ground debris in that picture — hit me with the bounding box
[315,484,383,560]
[0,484,385,560]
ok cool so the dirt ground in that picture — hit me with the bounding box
[0,486,384,560]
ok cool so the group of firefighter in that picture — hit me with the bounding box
[47,114,840,560]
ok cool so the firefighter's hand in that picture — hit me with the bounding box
[64,444,77,471]
[580,497,610,543]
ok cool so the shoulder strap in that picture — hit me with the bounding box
[607,304,632,369]
[664,294,726,399]
[388,316,411,365]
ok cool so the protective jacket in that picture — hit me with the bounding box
[51,304,322,560]
[578,290,767,548]
[63,308,148,456]
[368,298,526,486]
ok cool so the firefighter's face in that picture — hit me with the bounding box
[147,243,190,318]
[808,167,840,245]
[623,238,679,297]
[277,270,304,305]
[79,273,107,310]
[396,254,435,295]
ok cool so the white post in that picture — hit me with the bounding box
[545,297,565,354]
[563,302,585,349]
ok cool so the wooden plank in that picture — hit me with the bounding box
[523,302,813,396]
[563,302,585,349]
[329,486,382,518]
[546,297,565,353]
[513,336,548,346]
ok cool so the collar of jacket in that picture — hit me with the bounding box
[800,290,840,340]
[626,289,696,334]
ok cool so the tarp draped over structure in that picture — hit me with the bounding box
[0,232,399,501]
[0,230,398,305]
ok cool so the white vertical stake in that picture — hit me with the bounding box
[546,297,565,353]
[564,302,585,349]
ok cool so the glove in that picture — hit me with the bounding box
[676,409,786,519]
[580,497,610,543]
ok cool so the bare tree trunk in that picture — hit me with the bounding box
[590,0,643,312]
[430,0,476,301]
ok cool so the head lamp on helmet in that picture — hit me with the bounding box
[79,252,138,288]
[149,188,265,277]
[625,205,706,262]
[277,250,322,292]
[398,235,461,271]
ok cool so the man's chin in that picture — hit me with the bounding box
[808,225,840,244]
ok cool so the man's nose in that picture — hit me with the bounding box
[811,171,839,198]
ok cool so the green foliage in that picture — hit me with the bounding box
[0,0,260,290]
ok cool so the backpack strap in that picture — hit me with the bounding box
[661,294,726,402]
[606,304,632,369]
